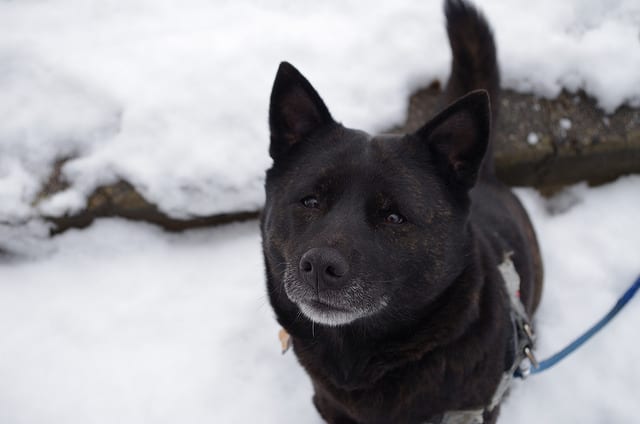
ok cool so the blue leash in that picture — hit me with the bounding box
[527,275,640,376]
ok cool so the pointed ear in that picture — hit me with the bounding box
[268,62,335,160]
[414,90,491,189]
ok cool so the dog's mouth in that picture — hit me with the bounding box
[303,298,350,312]
[282,264,389,327]
[298,298,371,327]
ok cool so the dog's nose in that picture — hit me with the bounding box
[299,248,349,290]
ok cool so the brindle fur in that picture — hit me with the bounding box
[261,1,543,422]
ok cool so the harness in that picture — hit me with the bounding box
[422,253,534,424]
[423,259,640,424]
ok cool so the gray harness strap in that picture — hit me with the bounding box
[423,408,485,424]
[422,253,535,424]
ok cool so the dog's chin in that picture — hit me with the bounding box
[298,300,369,327]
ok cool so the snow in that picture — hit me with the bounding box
[0,220,316,423]
[1,0,640,221]
[1,1,639,420]
[527,132,540,146]
[559,118,573,131]
[1,176,639,423]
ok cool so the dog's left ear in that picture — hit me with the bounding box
[413,90,491,190]
[269,62,335,160]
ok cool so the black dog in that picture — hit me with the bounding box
[261,1,543,422]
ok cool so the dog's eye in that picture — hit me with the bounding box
[301,196,320,209]
[385,213,404,224]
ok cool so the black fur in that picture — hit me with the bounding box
[261,1,543,423]
[444,0,500,175]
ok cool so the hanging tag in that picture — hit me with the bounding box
[278,328,291,354]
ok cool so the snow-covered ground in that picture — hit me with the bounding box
[1,0,640,221]
[0,177,639,423]
[1,1,639,422]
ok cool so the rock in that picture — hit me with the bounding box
[41,179,258,235]
[38,84,640,234]
[399,83,640,190]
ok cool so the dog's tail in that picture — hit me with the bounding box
[444,0,500,175]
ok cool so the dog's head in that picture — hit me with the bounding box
[262,62,490,329]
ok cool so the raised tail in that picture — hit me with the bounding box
[444,0,500,175]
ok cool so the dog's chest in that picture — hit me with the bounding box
[298,341,502,424]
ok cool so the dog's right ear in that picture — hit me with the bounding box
[269,62,335,160]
